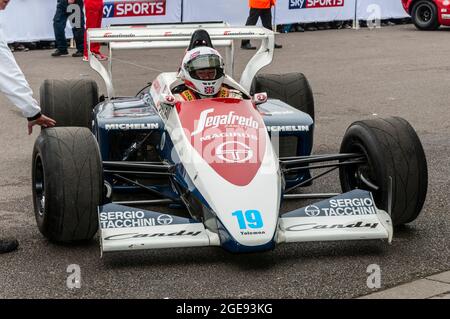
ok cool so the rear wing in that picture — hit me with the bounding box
[87,23,275,99]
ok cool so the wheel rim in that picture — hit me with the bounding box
[416,3,433,23]
[343,142,380,195]
[34,155,46,217]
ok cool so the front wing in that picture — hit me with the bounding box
[98,190,393,254]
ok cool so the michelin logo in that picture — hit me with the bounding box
[267,125,309,132]
[105,123,159,130]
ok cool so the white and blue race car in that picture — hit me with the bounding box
[31,23,427,255]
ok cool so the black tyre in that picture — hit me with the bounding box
[40,79,99,128]
[411,0,440,30]
[339,117,427,225]
[251,73,315,120]
[32,127,103,242]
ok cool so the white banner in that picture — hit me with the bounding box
[275,0,357,24]
[356,0,409,20]
[0,0,182,43]
[0,0,411,43]
[182,0,265,26]
[0,0,59,43]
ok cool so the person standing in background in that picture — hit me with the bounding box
[51,0,85,57]
[83,0,107,61]
[241,0,282,50]
[0,0,56,253]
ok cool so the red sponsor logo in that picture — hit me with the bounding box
[177,99,267,186]
[105,0,166,18]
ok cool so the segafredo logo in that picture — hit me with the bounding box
[191,108,259,136]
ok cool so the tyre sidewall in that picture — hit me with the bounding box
[340,123,390,212]
[412,1,439,30]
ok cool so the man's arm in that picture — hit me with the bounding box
[0,32,41,119]
[0,13,55,134]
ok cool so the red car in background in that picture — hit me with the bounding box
[402,0,450,30]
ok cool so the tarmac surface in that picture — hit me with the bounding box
[0,24,449,298]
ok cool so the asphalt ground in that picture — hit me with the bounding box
[0,24,449,299]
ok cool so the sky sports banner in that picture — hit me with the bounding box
[275,0,356,24]
[102,0,182,26]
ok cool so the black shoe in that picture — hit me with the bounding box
[51,49,69,57]
[0,238,19,254]
[72,51,84,57]
[241,42,256,50]
[274,44,283,49]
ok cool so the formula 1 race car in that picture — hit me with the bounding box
[402,0,450,30]
[31,23,427,255]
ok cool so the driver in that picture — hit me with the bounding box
[174,31,244,101]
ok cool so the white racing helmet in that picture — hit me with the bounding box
[179,46,225,96]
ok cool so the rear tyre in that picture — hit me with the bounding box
[40,79,99,128]
[32,127,103,242]
[411,0,440,30]
[339,117,428,225]
[251,73,315,120]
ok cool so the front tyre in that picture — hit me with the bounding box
[32,127,103,242]
[339,117,428,226]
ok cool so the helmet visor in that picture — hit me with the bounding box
[185,54,223,80]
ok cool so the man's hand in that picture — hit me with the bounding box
[28,115,56,135]
[0,0,10,10]
[68,0,76,4]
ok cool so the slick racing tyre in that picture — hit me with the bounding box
[32,127,103,242]
[411,0,440,30]
[40,79,99,128]
[251,72,315,121]
[339,117,428,226]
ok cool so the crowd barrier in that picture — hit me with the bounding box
[0,0,409,43]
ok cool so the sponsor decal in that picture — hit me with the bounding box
[216,141,253,163]
[305,205,321,217]
[267,125,309,132]
[100,211,156,229]
[289,0,344,10]
[191,108,259,136]
[157,214,174,225]
[240,230,266,236]
[103,32,136,38]
[105,123,159,130]
[200,132,257,142]
[104,0,166,18]
[104,230,203,240]
[305,197,377,217]
[223,31,260,36]
[286,221,379,232]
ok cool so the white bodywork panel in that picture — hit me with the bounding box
[164,106,282,247]
[277,209,393,244]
